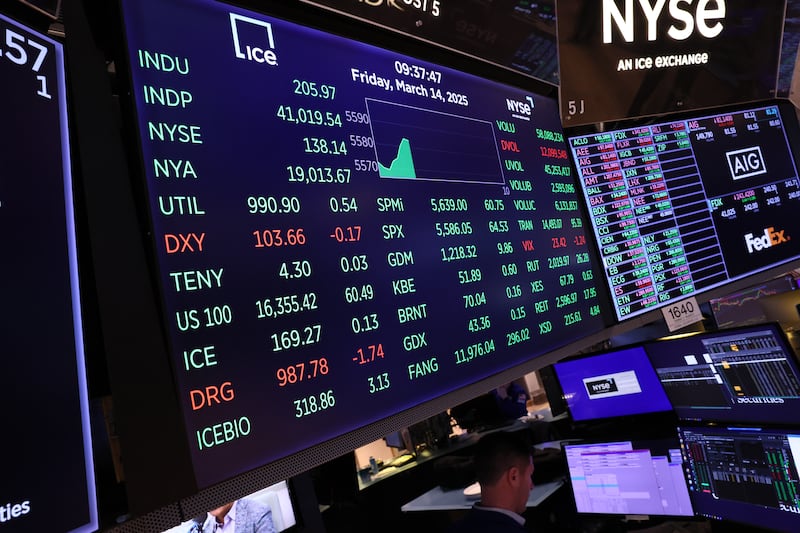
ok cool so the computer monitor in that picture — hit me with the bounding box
[450,393,508,433]
[709,276,797,329]
[759,290,800,333]
[563,437,693,517]
[161,480,297,532]
[679,425,800,531]
[538,365,569,418]
[553,345,673,421]
[383,428,412,453]
[645,324,800,424]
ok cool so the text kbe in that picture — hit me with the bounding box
[603,0,726,43]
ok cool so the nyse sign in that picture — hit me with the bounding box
[557,0,785,126]
[603,0,726,43]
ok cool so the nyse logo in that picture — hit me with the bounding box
[585,378,618,396]
[506,97,534,116]
[230,13,278,65]
[726,147,767,180]
[603,0,726,43]
[745,227,789,253]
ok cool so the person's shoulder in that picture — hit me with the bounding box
[446,508,526,533]
[236,497,271,515]
[235,498,274,531]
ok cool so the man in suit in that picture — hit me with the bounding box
[447,431,534,532]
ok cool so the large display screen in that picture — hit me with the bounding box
[569,103,800,320]
[646,324,800,424]
[556,0,785,126]
[302,0,559,85]
[679,426,800,531]
[120,0,607,487]
[554,345,673,421]
[0,11,98,533]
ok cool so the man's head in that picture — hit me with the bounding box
[474,431,534,514]
[209,501,234,522]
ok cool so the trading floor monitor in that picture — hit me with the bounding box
[564,437,693,517]
[646,324,800,424]
[679,425,800,531]
[554,345,673,422]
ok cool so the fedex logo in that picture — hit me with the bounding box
[230,13,278,65]
[745,227,789,253]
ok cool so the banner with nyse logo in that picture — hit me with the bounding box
[556,0,786,127]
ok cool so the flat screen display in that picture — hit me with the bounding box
[0,11,97,533]
[556,0,785,126]
[161,481,296,533]
[646,324,800,424]
[709,276,796,329]
[564,438,693,516]
[554,345,673,421]
[120,0,607,488]
[569,103,800,321]
[302,0,559,85]
[679,426,800,531]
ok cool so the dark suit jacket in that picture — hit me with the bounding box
[446,507,527,533]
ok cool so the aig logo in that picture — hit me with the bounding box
[603,0,726,43]
[745,227,789,254]
[230,13,278,65]
[726,147,767,180]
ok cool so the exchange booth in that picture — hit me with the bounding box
[2,0,800,532]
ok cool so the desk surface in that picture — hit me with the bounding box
[401,479,564,512]
[359,415,569,490]
[359,419,534,490]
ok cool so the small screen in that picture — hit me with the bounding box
[569,103,800,321]
[554,345,673,421]
[679,426,800,530]
[709,276,796,329]
[564,438,693,516]
[646,324,800,424]
[161,481,297,533]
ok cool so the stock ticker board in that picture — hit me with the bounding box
[120,0,607,486]
[569,104,800,321]
[1,11,97,533]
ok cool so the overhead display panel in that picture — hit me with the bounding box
[302,0,559,85]
[0,11,97,533]
[120,0,607,487]
[556,0,785,127]
[569,102,800,321]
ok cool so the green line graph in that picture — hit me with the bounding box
[378,138,417,179]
